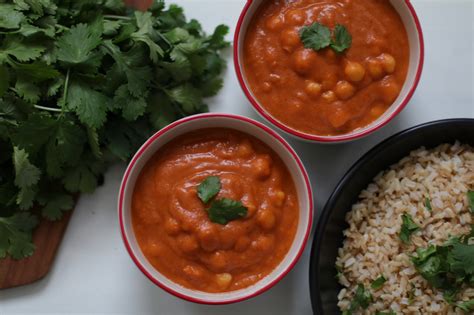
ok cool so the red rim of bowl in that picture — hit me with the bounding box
[118,113,314,305]
[233,0,425,143]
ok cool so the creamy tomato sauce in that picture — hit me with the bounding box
[243,0,409,136]
[132,128,299,292]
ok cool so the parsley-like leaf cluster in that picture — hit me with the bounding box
[197,176,248,225]
[299,22,352,53]
[0,0,228,259]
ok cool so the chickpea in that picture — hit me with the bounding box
[367,59,384,79]
[335,80,356,100]
[177,234,199,253]
[370,103,387,118]
[257,209,276,230]
[266,15,284,31]
[252,235,275,252]
[292,49,317,75]
[236,139,253,158]
[252,154,272,179]
[216,273,233,289]
[327,106,350,129]
[164,217,180,236]
[380,76,400,103]
[344,61,365,82]
[183,265,204,281]
[209,251,227,271]
[321,72,338,91]
[305,81,322,98]
[321,90,337,103]
[280,28,301,50]
[285,9,305,25]
[273,190,286,207]
[380,53,396,73]
[245,201,257,217]
[234,236,251,252]
[197,225,219,252]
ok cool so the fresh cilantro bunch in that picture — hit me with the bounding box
[0,0,229,259]
[411,226,474,309]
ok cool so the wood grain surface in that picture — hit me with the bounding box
[0,210,74,290]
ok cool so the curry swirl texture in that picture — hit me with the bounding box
[132,128,299,292]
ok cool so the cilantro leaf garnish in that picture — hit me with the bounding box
[425,197,432,211]
[0,0,228,259]
[468,191,474,213]
[400,213,420,244]
[299,22,352,53]
[371,275,387,290]
[330,24,352,53]
[343,284,373,314]
[299,22,331,51]
[206,198,248,225]
[197,176,221,203]
[411,228,474,305]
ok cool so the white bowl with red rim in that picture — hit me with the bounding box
[118,113,313,304]
[234,0,425,143]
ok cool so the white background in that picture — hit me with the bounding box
[1,0,473,314]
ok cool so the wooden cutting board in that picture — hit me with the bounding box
[0,209,74,289]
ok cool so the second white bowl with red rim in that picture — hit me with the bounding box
[234,0,424,143]
[118,113,313,304]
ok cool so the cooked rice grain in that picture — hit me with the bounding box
[336,142,474,314]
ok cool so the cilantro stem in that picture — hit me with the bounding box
[33,105,62,113]
[62,68,71,108]
[103,14,131,21]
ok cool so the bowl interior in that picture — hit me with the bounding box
[310,119,474,314]
[235,0,423,141]
[119,114,312,304]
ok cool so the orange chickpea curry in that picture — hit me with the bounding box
[132,129,299,292]
[243,0,409,136]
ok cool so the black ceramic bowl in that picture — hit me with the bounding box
[309,118,474,314]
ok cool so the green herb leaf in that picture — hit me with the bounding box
[13,147,41,209]
[468,191,474,213]
[0,4,25,29]
[425,197,432,211]
[39,193,74,220]
[371,275,387,290]
[456,300,474,312]
[56,22,103,65]
[66,81,109,129]
[400,213,420,244]
[197,176,221,203]
[345,283,373,313]
[0,0,228,260]
[299,22,331,51]
[330,24,352,53]
[207,198,247,225]
[375,311,396,315]
[0,36,46,62]
[0,213,38,259]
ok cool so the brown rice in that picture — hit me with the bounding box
[336,142,474,314]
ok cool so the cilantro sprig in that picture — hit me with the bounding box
[371,275,387,290]
[411,225,474,308]
[399,213,420,244]
[0,0,228,259]
[342,284,373,315]
[299,22,352,53]
[197,176,247,225]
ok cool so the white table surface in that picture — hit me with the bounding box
[1,0,473,314]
